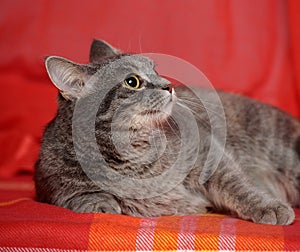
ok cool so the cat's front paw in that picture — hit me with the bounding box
[74,200,122,214]
[65,193,122,214]
[242,200,295,225]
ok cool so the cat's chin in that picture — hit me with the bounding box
[157,88,177,120]
[144,92,176,124]
[130,105,173,128]
[129,89,177,128]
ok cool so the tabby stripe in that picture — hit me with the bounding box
[96,85,119,115]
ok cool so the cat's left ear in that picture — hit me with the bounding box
[89,39,121,63]
[45,56,93,100]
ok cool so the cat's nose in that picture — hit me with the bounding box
[162,85,172,93]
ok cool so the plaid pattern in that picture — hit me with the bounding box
[0,176,300,251]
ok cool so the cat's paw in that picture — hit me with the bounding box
[74,200,122,214]
[65,193,122,214]
[245,200,295,225]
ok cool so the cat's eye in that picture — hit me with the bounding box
[124,75,142,89]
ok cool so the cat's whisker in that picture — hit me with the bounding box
[177,98,223,118]
[179,95,224,109]
[177,99,225,131]
[138,34,143,54]
[176,101,211,131]
[165,116,181,141]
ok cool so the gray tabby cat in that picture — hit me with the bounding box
[34,39,300,225]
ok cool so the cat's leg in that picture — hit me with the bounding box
[204,164,295,225]
[60,192,122,214]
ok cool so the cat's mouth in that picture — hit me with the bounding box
[128,88,177,128]
[160,87,177,116]
[139,88,177,121]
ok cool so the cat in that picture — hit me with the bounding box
[34,39,300,225]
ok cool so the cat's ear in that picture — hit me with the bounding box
[45,56,92,100]
[89,39,121,63]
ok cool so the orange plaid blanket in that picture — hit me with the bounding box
[0,176,300,251]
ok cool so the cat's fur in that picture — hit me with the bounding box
[34,39,300,225]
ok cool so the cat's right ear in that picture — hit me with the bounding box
[45,56,91,100]
[89,39,121,63]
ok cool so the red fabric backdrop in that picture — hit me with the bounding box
[0,0,300,177]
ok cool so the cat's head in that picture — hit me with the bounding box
[45,40,177,128]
